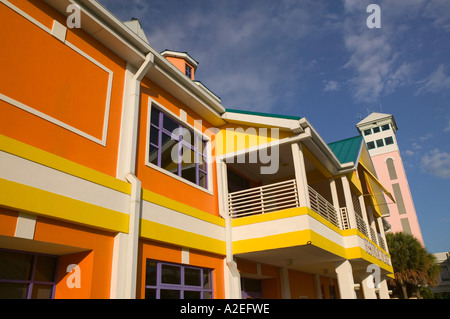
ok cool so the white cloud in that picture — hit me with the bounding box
[417,64,450,95]
[404,150,415,156]
[444,120,450,132]
[421,149,450,179]
[341,0,427,104]
[419,133,433,142]
[424,0,450,32]
[323,80,340,92]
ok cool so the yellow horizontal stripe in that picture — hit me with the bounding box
[233,229,310,255]
[231,207,308,227]
[142,189,225,227]
[0,134,131,194]
[0,178,129,233]
[140,219,226,255]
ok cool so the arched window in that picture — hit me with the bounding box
[386,158,397,180]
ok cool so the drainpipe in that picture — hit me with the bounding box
[124,173,142,299]
[217,160,241,299]
[111,52,153,299]
[123,53,154,299]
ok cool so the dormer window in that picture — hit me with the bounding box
[185,64,192,79]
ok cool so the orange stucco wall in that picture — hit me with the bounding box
[0,0,126,177]
[165,56,195,80]
[236,259,282,299]
[288,269,317,299]
[34,216,115,299]
[0,208,18,237]
[136,78,220,216]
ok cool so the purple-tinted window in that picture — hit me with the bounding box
[149,106,208,189]
[144,260,213,299]
[0,249,58,299]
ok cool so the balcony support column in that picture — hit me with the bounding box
[366,206,379,245]
[340,176,357,230]
[291,142,310,208]
[329,179,341,229]
[376,217,389,254]
[335,260,357,299]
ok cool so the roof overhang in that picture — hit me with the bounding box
[42,0,227,127]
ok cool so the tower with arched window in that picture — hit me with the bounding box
[356,113,424,245]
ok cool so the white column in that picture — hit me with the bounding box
[335,260,356,299]
[360,272,377,299]
[358,195,370,226]
[110,232,128,298]
[377,217,389,253]
[329,179,341,229]
[340,176,357,230]
[378,276,391,299]
[367,206,379,245]
[291,142,310,208]
[280,267,291,299]
[314,274,323,299]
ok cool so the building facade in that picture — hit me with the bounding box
[431,252,450,298]
[356,113,424,245]
[0,0,393,299]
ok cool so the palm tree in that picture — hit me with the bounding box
[386,232,440,299]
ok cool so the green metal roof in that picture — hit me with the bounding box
[328,135,364,164]
[225,108,301,120]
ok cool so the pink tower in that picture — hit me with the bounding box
[356,113,425,246]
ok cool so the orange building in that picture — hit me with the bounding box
[0,0,393,299]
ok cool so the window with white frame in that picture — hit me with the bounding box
[148,104,209,189]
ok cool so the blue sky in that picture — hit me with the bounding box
[98,0,450,253]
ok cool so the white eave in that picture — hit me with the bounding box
[42,0,227,126]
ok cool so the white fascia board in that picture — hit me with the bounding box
[42,0,149,67]
[221,112,303,133]
[299,118,355,174]
[42,0,227,124]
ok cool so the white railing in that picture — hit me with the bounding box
[339,207,350,230]
[378,233,387,251]
[308,186,340,228]
[355,213,369,237]
[369,227,377,243]
[228,179,299,218]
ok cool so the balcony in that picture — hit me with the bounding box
[228,178,340,229]
[228,179,299,218]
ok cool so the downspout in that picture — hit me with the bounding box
[217,160,241,299]
[122,53,154,299]
[124,173,141,299]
